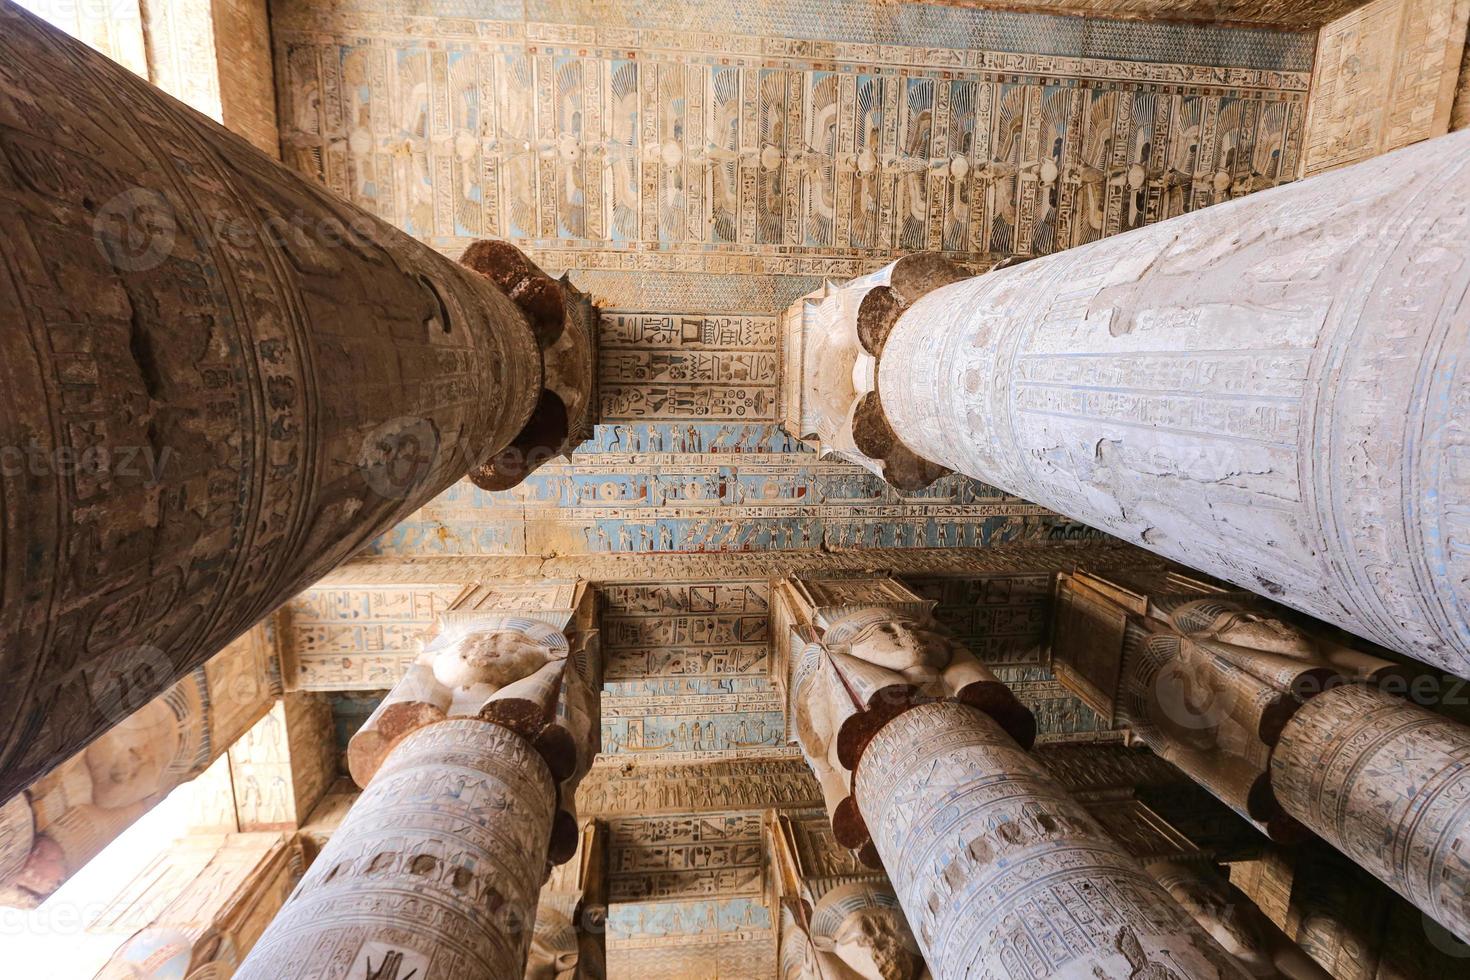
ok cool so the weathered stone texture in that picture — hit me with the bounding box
[855,701,1250,979]
[912,1,1368,30]
[0,6,544,803]
[1454,38,1470,130]
[207,0,280,156]
[91,830,302,978]
[1147,859,1329,979]
[1272,684,1470,944]
[1302,0,1469,175]
[879,130,1470,679]
[237,720,557,979]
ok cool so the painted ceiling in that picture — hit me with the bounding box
[267,0,1318,970]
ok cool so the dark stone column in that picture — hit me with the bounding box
[0,5,587,800]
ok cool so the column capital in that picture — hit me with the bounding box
[349,580,601,866]
[772,576,1033,862]
[1048,567,1411,841]
[778,255,965,489]
[460,242,600,492]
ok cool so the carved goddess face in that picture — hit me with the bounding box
[525,908,579,980]
[431,629,563,691]
[848,622,955,679]
[83,698,179,809]
[821,908,925,980]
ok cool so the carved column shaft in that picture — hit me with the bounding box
[237,719,556,979]
[1146,859,1330,980]
[1271,683,1470,943]
[855,701,1251,979]
[876,131,1470,675]
[0,6,570,802]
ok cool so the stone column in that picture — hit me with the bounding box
[239,580,601,977]
[237,719,555,979]
[1271,683,1470,944]
[1145,859,1330,980]
[855,701,1252,980]
[526,819,608,980]
[817,131,1470,675]
[774,577,1032,864]
[769,810,929,980]
[1048,568,1414,843]
[0,5,592,802]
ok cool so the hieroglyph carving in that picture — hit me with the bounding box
[1271,683,1470,945]
[236,720,557,979]
[1302,0,1470,175]
[878,131,1470,678]
[0,6,570,803]
[856,701,1252,979]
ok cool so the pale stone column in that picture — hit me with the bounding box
[854,701,1252,980]
[0,5,593,803]
[237,719,556,979]
[870,131,1470,677]
[1271,683,1470,944]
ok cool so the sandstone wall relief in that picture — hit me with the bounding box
[1301,0,1469,174]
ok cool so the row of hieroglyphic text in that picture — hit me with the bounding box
[606,896,775,980]
[271,0,1317,68]
[599,580,789,759]
[272,0,1311,277]
[577,757,823,816]
[599,312,781,422]
[280,584,465,690]
[368,450,1096,556]
[607,811,765,902]
[324,542,1162,586]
